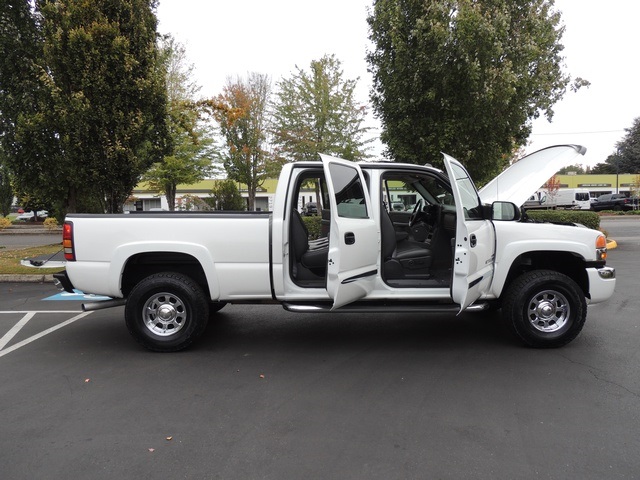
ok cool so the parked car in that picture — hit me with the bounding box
[16,210,48,221]
[590,194,633,212]
[303,202,318,216]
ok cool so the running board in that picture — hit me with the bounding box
[82,298,127,312]
[282,301,488,314]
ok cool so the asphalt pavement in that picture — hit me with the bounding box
[0,226,62,251]
[0,221,639,478]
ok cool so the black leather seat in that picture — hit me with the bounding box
[290,209,328,281]
[381,204,432,279]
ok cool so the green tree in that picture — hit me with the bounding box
[0,0,167,215]
[591,117,640,175]
[142,36,215,211]
[213,73,274,211]
[271,54,372,162]
[589,162,615,175]
[557,164,586,175]
[367,0,587,183]
[208,178,245,210]
[0,0,52,212]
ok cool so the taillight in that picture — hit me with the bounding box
[596,234,607,261]
[63,221,75,261]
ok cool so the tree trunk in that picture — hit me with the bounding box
[314,181,322,212]
[166,183,177,211]
[248,185,256,211]
[65,186,78,214]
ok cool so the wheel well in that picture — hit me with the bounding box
[503,251,589,298]
[121,252,210,298]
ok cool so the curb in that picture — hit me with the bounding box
[0,274,56,283]
[606,239,617,250]
[0,229,62,235]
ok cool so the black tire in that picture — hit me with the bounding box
[125,272,209,352]
[502,270,587,348]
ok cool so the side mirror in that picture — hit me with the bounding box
[491,201,521,221]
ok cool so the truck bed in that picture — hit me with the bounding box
[65,212,273,300]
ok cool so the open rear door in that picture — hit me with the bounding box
[321,154,379,310]
[443,154,496,311]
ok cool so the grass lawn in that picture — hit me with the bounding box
[0,244,64,275]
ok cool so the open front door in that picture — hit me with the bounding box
[443,154,496,311]
[321,154,379,310]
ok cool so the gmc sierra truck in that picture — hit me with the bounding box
[55,145,616,352]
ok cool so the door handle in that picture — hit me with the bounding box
[470,234,477,248]
[344,232,356,245]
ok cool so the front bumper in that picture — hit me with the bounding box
[587,266,616,304]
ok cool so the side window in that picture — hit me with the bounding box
[328,163,369,219]
[293,171,325,211]
[450,162,483,220]
[576,192,589,201]
[382,173,450,209]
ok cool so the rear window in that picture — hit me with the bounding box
[575,193,589,201]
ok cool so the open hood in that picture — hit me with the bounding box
[478,145,586,206]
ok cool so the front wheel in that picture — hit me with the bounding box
[125,272,209,352]
[502,270,587,348]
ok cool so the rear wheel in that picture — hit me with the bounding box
[125,272,209,352]
[502,270,586,348]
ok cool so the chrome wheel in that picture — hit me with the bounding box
[142,292,187,337]
[527,290,570,333]
[503,270,586,348]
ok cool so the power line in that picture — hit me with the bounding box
[531,129,625,136]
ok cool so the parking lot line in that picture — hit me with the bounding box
[0,311,82,314]
[0,312,36,350]
[0,311,93,358]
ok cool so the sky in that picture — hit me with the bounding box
[156,0,640,168]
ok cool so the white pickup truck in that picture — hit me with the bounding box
[55,145,616,352]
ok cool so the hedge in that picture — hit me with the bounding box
[525,210,600,230]
[301,215,322,240]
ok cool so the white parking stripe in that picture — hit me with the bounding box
[0,311,93,358]
[0,312,36,350]
[0,311,81,314]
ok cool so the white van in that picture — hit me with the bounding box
[524,188,591,210]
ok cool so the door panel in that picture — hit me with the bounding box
[321,154,379,310]
[443,155,496,311]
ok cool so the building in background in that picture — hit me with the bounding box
[552,173,639,198]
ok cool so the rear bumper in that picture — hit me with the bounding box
[587,266,616,304]
[53,271,75,293]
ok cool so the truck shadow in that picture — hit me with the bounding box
[199,306,517,353]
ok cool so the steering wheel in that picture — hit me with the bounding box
[409,199,423,227]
